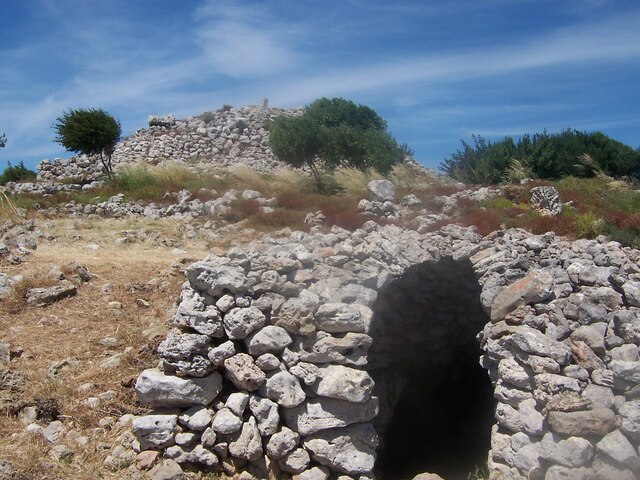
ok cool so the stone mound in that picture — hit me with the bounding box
[127,222,640,479]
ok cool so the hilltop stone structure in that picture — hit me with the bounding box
[130,214,640,479]
[36,105,302,183]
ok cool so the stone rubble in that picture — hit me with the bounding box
[35,105,302,184]
[121,218,640,479]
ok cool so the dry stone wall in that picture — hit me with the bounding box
[37,105,301,183]
[130,222,640,480]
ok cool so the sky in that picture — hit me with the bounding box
[1,0,639,171]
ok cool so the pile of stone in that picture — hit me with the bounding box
[36,105,301,184]
[36,188,275,224]
[124,218,640,479]
[1,179,96,196]
[0,220,38,264]
[37,155,105,184]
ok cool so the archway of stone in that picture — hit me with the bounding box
[368,257,496,480]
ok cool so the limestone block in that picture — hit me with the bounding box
[312,365,374,403]
[303,424,378,475]
[135,369,223,408]
[283,396,379,436]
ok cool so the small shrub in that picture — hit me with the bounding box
[459,209,502,236]
[575,211,603,238]
[0,161,37,185]
[199,111,217,123]
[246,209,307,231]
[323,207,367,231]
[221,199,262,223]
[484,196,513,209]
[606,211,640,232]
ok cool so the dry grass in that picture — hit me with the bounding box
[0,219,224,479]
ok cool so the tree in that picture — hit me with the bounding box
[269,97,406,189]
[53,108,121,173]
[0,132,6,149]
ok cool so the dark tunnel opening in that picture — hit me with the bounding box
[368,258,496,480]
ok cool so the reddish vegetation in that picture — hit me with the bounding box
[606,211,640,232]
[459,209,502,236]
[325,208,368,231]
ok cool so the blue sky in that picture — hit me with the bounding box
[1,0,639,171]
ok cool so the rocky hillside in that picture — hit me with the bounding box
[37,104,302,184]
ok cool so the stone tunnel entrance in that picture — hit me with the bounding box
[368,258,496,480]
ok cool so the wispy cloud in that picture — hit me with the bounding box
[194,0,300,77]
[264,11,640,106]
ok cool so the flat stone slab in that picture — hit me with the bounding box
[135,368,223,408]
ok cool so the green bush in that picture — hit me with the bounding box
[0,161,37,185]
[270,97,407,190]
[53,108,121,173]
[441,130,640,184]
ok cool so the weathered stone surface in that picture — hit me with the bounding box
[212,408,243,434]
[185,263,246,297]
[544,465,596,480]
[618,400,640,441]
[273,290,320,335]
[280,448,310,474]
[207,340,236,367]
[177,406,212,431]
[312,365,374,403]
[224,353,266,391]
[596,429,639,468]
[498,357,532,389]
[368,180,395,202]
[292,466,330,480]
[411,474,445,480]
[228,417,263,461]
[165,445,218,467]
[614,310,640,345]
[530,186,561,216]
[266,426,300,459]
[548,408,616,436]
[225,392,249,416]
[135,369,223,407]
[223,306,266,340]
[303,424,378,475]
[541,432,594,467]
[148,459,184,480]
[249,395,280,436]
[245,325,292,355]
[510,326,572,365]
[283,396,379,436]
[26,282,76,306]
[314,303,372,334]
[489,270,554,321]
[622,281,640,307]
[260,370,306,407]
[132,413,179,450]
[157,331,212,377]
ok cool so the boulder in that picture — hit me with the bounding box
[224,353,266,391]
[135,369,223,408]
[132,412,179,450]
[312,365,374,403]
[303,424,378,475]
[283,396,379,436]
[367,180,395,202]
